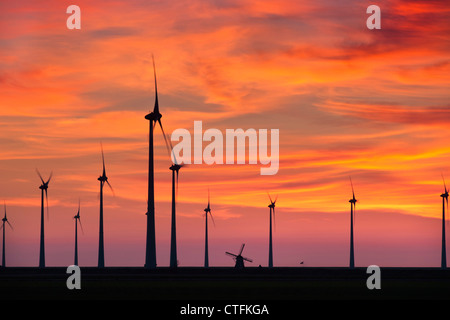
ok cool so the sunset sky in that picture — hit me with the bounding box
[0,0,449,267]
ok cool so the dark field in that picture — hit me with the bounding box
[1,266,449,301]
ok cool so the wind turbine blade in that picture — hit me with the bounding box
[101,143,106,177]
[446,197,449,227]
[46,171,53,184]
[208,188,210,209]
[7,220,13,231]
[176,169,179,200]
[274,194,278,204]
[349,176,355,199]
[442,173,447,192]
[267,192,273,204]
[239,243,245,255]
[45,188,49,221]
[152,54,160,115]
[209,211,216,227]
[36,169,45,184]
[78,217,84,235]
[273,206,276,231]
[106,180,115,196]
[157,119,174,161]
[353,202,356,227]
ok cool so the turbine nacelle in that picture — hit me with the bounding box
[441,174,448,197]
[36,169,52,190]
[98,175,108,182]
[169,164,183,172]
[145,111,162,122]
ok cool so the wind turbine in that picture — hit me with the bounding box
[441,174,448,269]
[349,177,357,269]
[267,193,278,268]
[73,199,83,266]
[98,144,114,268]
[36,169,52,268]
[1,203,13,268]
[204,189,215,268]
[169,162,183,268]
[167,129,186,268]
[144,55,171,269]
[226,244,253,268]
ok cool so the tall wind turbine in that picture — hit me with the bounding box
[98,144,114,268]
[1,203,13,268]
[349,177,357,269]
[169,162,183,268]
[144,55,171,269]
[204,189,215,268]
[37,169,52,268]
[441,174,448,269]
[73,200,83,266]
[267,194,277,268]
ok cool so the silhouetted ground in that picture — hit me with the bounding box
[1,267,449,302]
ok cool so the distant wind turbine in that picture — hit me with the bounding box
[441,174,448,269]
[349,177,357,269]
[36,169,52,268]
[267,193,278,268]
[1,202,13,268]
[73,199,83,266]
[166,131,185,268]
[169,162,183,268]
[98,144,114,268]
[204,189,215,268]
[144,55,170,269]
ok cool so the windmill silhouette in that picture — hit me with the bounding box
[73,199,83,266]
[144,55,170,269]
[169,162,183,268]
[349,177,357,269]
[226,243,253,268]
[204,189,215,268]
[1,203,13,267]
[441,174,448,269]
[36,169,52,268]
[267,193,278,268]
[98,144,114,268]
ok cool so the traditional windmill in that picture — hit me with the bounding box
[226,243,253,268]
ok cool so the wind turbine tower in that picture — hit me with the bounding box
[349,177,357,269]
[267,194,277,268]
[441,175,448,269]
[37,170,52,268]
[1,203,13,267]
[73,200,83,266]
[98,145,114,268]
[204,189,215,268]
[144,55,170,269]
[169,163,182,268]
